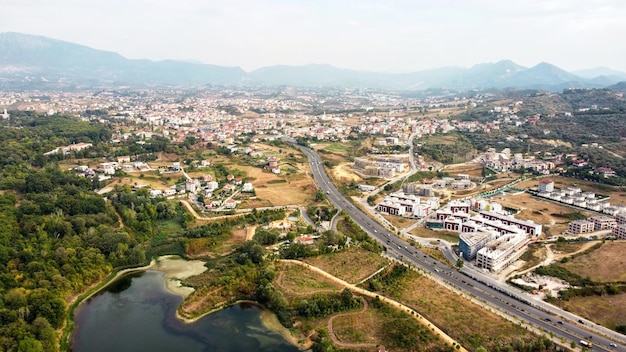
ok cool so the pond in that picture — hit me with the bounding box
[72,270,299,352]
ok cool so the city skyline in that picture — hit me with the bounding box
[3,0,626,73]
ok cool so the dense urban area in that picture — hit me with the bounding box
[1,85,626,352]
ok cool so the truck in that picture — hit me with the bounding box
[580,340,592,348]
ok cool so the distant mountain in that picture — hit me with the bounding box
[0,32,622,91]
[573,67,626,80]
[0,32,246,88]
[608,81,626,91]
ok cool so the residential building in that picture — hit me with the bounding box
[223,198,237,209]
[588,215,617,230]
[479,211,542,236]
[567,220,595,234]
[538,179,554,193]
[615,211,626,225]
[612,224,626,240]
[242,183,254,192]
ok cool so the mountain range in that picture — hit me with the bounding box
[1,32,625,91]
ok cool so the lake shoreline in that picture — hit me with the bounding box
[72,255,310,351]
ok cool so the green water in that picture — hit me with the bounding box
[72,270,299,352]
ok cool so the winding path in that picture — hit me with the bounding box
[280,259,467,351]
[327,299,377,349]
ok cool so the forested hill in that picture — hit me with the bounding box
[0,114,124,351]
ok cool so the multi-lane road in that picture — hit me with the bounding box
[289,139,623,351]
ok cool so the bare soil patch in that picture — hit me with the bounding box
[331,162,362,183]
[302,247,389,284]
[562,242,626,282]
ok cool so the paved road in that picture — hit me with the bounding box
[286,138,624,352]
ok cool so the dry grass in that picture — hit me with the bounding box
[552,242,588,255]
[557,293,626,330]
[113,171,180,190]
[233,164,316,206]
[443,163,483,177]
[561,242,626,282]
[409,227,459,244]
[185,226,248,258]
[302,247,389,284]
[420,247,449,265]
[516,243,547,272]
[394,270,535,350]
[275,262,343,299]
[237,198,274,209]
[381,214,418,231]
[331,310,379,346]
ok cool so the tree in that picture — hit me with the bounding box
[456,259,464,269]
[236,241,265,264]
[315,190,326,202]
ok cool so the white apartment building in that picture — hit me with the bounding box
[476,232,531,272]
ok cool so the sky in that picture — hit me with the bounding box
[2,0,626,73]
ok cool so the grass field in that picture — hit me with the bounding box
[557,293,626,331]
[322,143,349,154]
[110,171,181,190]
[561,242,626,282]
[302,247,389,284]
[275,262,343,298]
[331,299,448,351]
[382,268,537,351]
[330,306,380,345]
[381,214,418,231]
[233,164,316,206]
[409,227,459,244]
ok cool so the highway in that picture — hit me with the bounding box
[288,139,624,352]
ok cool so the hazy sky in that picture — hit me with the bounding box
[3,0,626,72]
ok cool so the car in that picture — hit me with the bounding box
[610,343,618,348]
[578,319,585,324]
[544,318,551,322]
[557,321,563,325]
